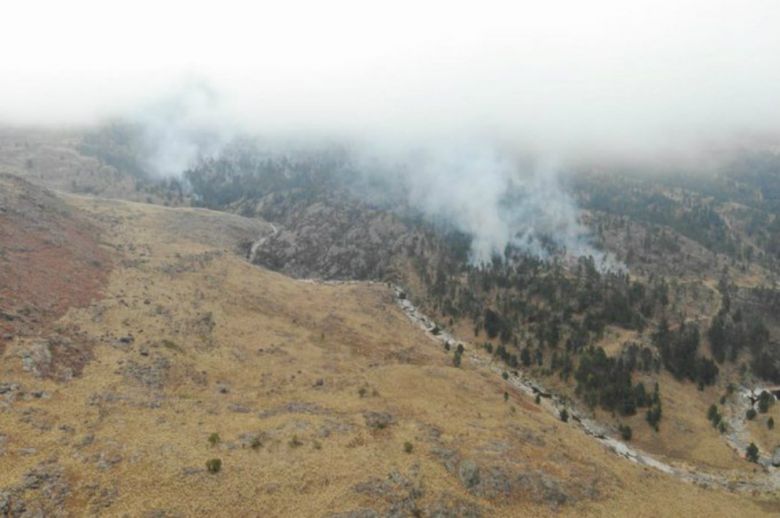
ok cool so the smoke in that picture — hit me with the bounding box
[130,81,235,179]
[2,0,779,266]
[354,142,615,266]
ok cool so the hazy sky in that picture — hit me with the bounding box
[2,0,780,158]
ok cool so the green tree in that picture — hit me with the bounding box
[746,442,759,463]
[206,458,222,473]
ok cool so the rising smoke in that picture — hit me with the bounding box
[2,1,779,267]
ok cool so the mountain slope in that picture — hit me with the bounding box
[1,181,778,516]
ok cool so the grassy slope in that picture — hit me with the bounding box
[0,193,777,516]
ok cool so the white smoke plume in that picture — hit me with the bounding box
[2,0,779,267]
[357,142,615,266]
[130,81,234,179]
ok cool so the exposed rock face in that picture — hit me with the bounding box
[19,333,94,381]
[0,462,71,517]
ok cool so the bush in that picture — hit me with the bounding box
[746,408,757,420]
[206,458,222,473]
[707,404,721,427]
[534,394,541,405]
[746,442,759,463]
[453,350,462,367]
[403,441,414,454]
[758,391,774,413]
[619,424,632,441]
[208,433,220,447]
[560,409,569,422]
[646,403,662,431]
[768,417,775,430]
[289,435,303,448]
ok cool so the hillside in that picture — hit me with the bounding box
[2,176,779,516]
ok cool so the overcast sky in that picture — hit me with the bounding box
[2,0,779,159]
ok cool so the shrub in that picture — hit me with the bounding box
[250,436,263,450]
[758,391,774,413]
[358,387,367,398]
[646,403,662,431]
[534,394,541,405]
[403,441,414,454]
[707,404,721,427]
[502,371,509,380]
[289,435,303,448]
[453,351,462,367]
[208,433,220,447]
[768,417,775,430]
[503,391,509,402]
[619,424,632,441]
[560,409,569,422]
[746,442,759,463]
[746,408,757,420]
[206,458,222,473]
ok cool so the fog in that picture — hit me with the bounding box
[3,0,780,263]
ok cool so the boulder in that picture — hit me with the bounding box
[458,459,480,489]
[772,446,780,467]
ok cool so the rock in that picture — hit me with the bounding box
[238,432,266,449]
[95,452,123,471]
[117,335,134,345]
[430,446,459,473]
[516,471,569,506]
[121,357,170,389]
[78,434,95,447]
[229,403,251,413]
[458,459,480,489]
[426,496,483,518]
[772,447,780,467]
[363,411,394,429]
[353,478,394,497]
[327,510,378,518]
[0,382,19,395]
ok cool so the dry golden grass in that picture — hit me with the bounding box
[1,195,778,516]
